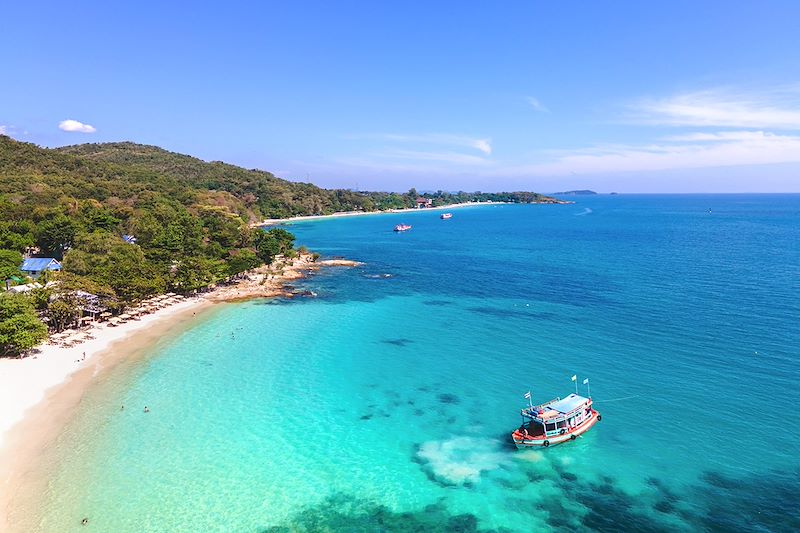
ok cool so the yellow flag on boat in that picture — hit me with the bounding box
[571,375,577,382]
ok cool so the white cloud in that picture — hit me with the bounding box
[0,125,7,135]
[631,87,800,129]
[660,130,775,142]
[526,96,549,113]
[378,149,492,165]
[58,119,96,133]
[472,138,492,155]
[328,86,800,182]
[517,131,800,176]
[349,133,492,155]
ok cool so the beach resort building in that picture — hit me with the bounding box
[20,258,62,278]
[415,197,433,208]
[6,282,44,293]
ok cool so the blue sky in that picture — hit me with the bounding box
[3,1,800,192]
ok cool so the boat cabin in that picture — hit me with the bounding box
[520,393,594,438]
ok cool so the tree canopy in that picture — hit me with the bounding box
[0,135,556,356]
[0,249,23,282]
[0,294,47,357]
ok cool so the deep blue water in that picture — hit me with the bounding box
[34,195,800,532]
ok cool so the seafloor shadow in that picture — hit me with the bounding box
[260,494,511,533]
[259,466,800,532]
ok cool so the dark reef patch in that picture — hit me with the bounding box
[413,409,425,416]
[653,499,675,514]
[257,460,800,533]
[259,494,511,533]
[359,414,373,421]
[560,471,578,482]
[537,461,800,532]
[381,338,414,347]
[437,393,460,405]
[422,299,453,306]
[700,470,739,490]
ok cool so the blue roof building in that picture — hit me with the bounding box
[20,258,62,277]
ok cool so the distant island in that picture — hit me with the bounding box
[553,190,598,195]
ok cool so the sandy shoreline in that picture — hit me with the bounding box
[0,253,358,531]
[254,201,506,226]
[0,297,212,531]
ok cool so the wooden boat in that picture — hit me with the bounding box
[394,224,412,232]
[440,213,453,219]
[511,393,600,448]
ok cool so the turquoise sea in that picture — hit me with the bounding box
[29,195,800,532]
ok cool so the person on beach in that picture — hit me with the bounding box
[82,352,86,361]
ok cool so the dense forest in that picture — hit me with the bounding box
[0,135,556,355]
[55,141,561,216]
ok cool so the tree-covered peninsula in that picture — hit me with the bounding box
[0,135,558,355]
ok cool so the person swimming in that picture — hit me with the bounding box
[144,406,150,413]
[81,517,88,525]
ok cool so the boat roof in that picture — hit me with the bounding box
[547,393,589,414]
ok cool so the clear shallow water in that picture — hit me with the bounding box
[33,195,800,532]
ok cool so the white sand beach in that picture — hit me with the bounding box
[0,297,206,450]
[0,253,359,530]
[254,201,507,226]
[0,296,210,531]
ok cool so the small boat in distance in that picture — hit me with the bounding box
[440,213,453,219]
[511,392,600,448]
[394,224,412,232]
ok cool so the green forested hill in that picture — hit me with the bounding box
[0,135,304,304]
[0,135,558,354]
[54,141,376,219]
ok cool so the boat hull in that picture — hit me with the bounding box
[511,410,600,449]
